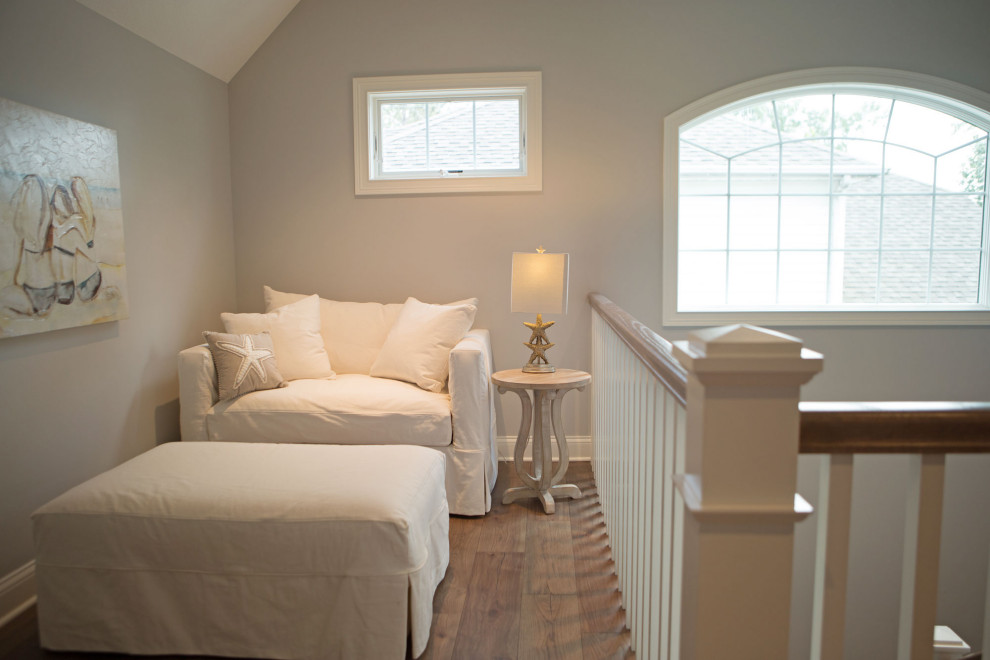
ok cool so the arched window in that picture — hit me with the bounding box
[663,69,990,326]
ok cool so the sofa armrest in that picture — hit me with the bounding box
[178,345,218,442]
[449,329,497,458]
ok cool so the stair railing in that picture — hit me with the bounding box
[590,293,689,659]
[589,292,990,660]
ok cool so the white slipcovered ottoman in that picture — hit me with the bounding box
[32,442,449,659]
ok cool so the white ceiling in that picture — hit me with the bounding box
[75,0,301,83]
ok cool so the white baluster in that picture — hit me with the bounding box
[646,380,662,660]
[669,397,686,660]
[635,363,648,653]
[592,315,600,481]
[621,346,631,611]
[810,453,853,660]
[984,540,990,657]
[897,454,946,660]
[630,354,641,638]
[616,346,623,581]
[983,539,990,657]
[605,328,614,538]
[655,389,674,660]
[625,347,634,608]
[611,332,619,542]
[607,331,616,564]
[637,368,653,655]
[630,359,640,651]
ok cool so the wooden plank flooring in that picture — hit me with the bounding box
[0,462,632,660]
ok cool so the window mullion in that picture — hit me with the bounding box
[980,136,990,305]
[373,102,381,178]
[424,102,431,172]
[874,99,895,304]
[773,100,783,305]
[927,157,938,304]
[826,94,836,304]
[882,98,896,141]
[725,158,733,305]
[934,135,987,159]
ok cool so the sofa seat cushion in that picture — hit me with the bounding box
[206,374,453,447]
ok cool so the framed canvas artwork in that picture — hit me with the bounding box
[0,97,128,338]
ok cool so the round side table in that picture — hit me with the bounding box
[492,368,591,514]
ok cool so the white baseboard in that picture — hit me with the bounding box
[0,561,36,629]
[497,435,591,462]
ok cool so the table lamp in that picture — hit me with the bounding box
[511,247,569,373]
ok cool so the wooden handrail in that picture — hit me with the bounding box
[589,292,990,454]
[588,293,688,404]
[800,401,990,454]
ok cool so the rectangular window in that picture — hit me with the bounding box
[353,72,542,195]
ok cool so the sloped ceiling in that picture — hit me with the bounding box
[75,0,301,82]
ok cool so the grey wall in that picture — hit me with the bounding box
[228,1,990,658]
[228,0,990,430]
[0,0,236,581]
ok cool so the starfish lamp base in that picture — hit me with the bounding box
[521,313,557,373]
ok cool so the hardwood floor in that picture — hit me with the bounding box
[0,462,632,660]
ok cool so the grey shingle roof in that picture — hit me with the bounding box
[841,175,984,303]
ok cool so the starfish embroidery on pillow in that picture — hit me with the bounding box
[216,335,276,389]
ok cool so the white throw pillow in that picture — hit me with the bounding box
[263,285,479,375]
[221,294,335,381]
[370,297,477,392]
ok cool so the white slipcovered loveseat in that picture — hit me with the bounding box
[178,287,498,516]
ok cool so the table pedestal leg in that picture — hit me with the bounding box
[501,387,583,514]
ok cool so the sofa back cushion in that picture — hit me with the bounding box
[264,286,402,374]
[222,295,335,381]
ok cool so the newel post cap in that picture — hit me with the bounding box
[688,324,802,357]
[672,324,823,382]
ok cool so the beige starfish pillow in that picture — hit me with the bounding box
[204,331,288,401]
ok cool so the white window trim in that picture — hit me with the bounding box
[353,72,542,196]
[662,67,990,326]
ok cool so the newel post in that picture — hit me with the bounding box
[672,324,823,660]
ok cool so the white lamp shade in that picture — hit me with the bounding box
[511,251,569,315]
